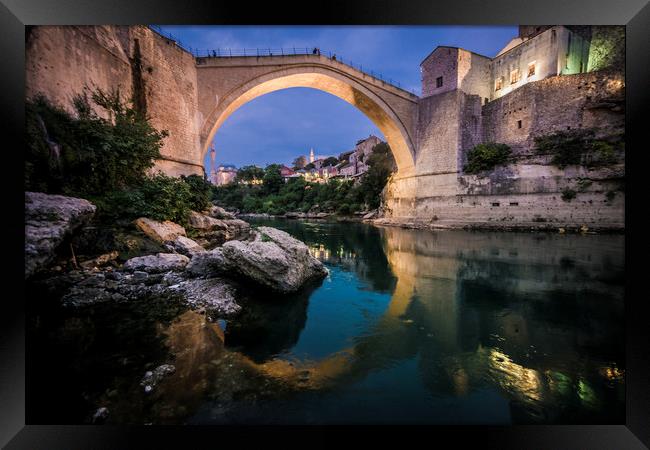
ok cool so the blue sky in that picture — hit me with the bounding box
[156,25,518,171]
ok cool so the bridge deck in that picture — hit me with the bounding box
[148,25,417,98]
[195,53,419,100]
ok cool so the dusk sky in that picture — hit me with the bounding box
[156,25,518,171]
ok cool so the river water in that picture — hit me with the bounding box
[27,219,625,425]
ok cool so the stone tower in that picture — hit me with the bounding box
[210,145,217,184]
[309,148,315,163]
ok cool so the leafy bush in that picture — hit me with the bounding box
[26,88,167,196]
[337,203,352,215]
[534,129,623,168]
[463,143,512,174]
[181,174,213,212]
[561,188,577,202]
[95,174,196,225]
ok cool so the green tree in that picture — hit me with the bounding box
[181,174,213,212]
[263,164,284,195]
[25,88,167,196]
[356,142,396,209]
[322,156,339,167]
[236,165,265,183]
[292,155,307,170]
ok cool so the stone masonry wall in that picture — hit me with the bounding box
[26,26,133,116]
[421,47,459,98]
[26,25,203,177]
[482,70,625,156]
[457,49,492,102]
[384,69,624,230]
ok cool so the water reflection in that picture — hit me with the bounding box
[226,220,625,424]
[27,219,625,424]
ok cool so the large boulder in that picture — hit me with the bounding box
[188,211,228,231]
[134,218,186,243]
[205,205,236,220]
[167,235,205,256]
[25,191,97,279]
[220,226,328,293]
[123,253,189,273]
[222,219,251,241]
[187,212,251,249]
[185,247,228,277]
[166,277,241,316]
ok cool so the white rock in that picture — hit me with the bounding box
[220,226,328,293]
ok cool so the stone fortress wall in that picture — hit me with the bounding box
[383,25,625,230]
[26,25,204,177]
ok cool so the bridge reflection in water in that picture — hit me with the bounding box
[134,220,624,425]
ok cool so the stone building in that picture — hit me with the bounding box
[211,164,237,186]
[421,25,605,103]
[336,135,382,177]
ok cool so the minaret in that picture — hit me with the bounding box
[309,148,315,163]
[210,145,217,184]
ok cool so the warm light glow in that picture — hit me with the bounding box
[488,349,543,402]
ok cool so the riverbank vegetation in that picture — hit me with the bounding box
[534,128,624,168]
[463,143,512,174]
[212,142,396,215]
[25,88,214,226]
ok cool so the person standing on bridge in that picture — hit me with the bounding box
[332,53,336,61]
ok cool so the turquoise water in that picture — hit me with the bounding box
[27,219,625,425]
[208,219,625,424]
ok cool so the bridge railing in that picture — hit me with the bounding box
[148,25,418,96]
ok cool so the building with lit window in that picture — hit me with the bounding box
[421,26,600,103]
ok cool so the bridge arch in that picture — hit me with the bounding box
[198,64,417,174]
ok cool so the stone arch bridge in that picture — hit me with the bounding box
[28,26,622,229]
[195,53,419,176]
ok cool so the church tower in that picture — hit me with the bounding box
[309,148,315,163]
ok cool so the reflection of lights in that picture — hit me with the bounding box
[452,367,469,396]
[488,349,542,401]
[600,366,624,381]
[545,370,572,397]
[577,378,600,409]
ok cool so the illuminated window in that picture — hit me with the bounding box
[495,77,503,91]
[528,62,536,77]
[510,68,520,84]
[436,76,443,88]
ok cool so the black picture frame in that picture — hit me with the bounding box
[4,0,648,448]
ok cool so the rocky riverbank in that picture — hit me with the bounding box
[369,216,623,233]
[25,192,329,320]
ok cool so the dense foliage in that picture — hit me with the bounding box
[95,173,213,225]
[26,89,167,196]
[463,143,512,174]
[213,142,396,215]
[292,155,306,169]
[26,89,213,225]
[534,129,624,168]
